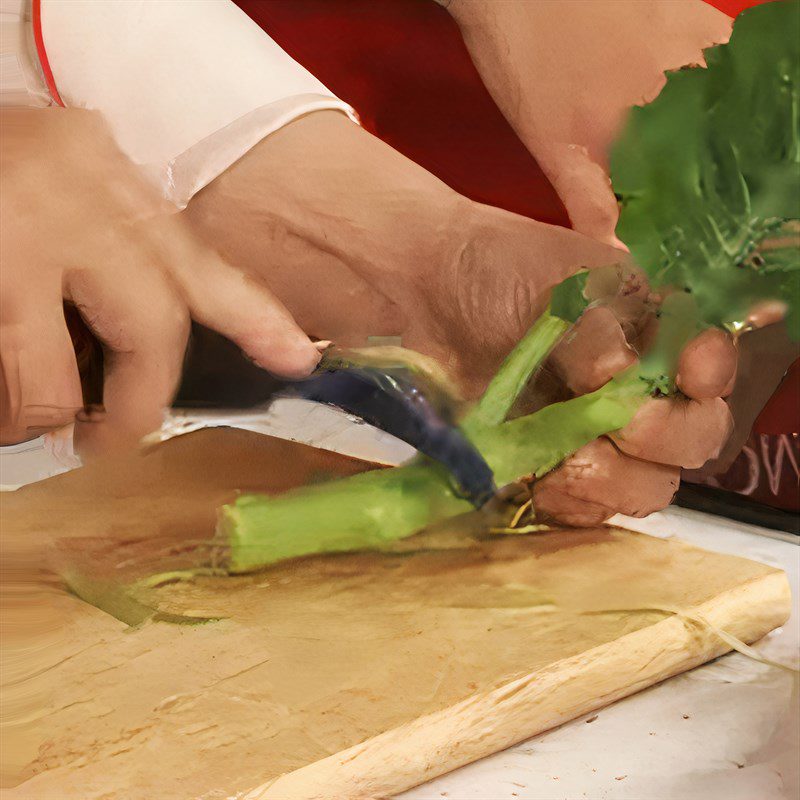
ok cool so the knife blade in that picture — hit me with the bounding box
[170,326,497,507]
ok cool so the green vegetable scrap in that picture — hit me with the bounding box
[219,2,799,573]
[65,571,222,627]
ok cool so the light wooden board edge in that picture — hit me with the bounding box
[246,569,791,800]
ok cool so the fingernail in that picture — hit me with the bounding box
[746,300,788,329]
[255,339,323,379]
[314,340,333,352]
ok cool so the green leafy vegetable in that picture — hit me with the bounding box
[611,0,800,338]
[221,313,643,573]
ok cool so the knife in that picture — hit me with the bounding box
[168,325,497,508]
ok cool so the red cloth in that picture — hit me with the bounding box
[706,0,775,14]
[754,359,800,437]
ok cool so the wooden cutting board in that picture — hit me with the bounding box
[0,429,790,799]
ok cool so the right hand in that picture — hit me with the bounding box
[533,267,738,525]
[0,108,321,454]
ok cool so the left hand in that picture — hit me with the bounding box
[533,272,737,526]
[439,0,739,522]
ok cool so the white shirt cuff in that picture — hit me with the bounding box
[41,0,358,205]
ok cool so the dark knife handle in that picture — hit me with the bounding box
[174,325,287,408]
[70,322,497,507]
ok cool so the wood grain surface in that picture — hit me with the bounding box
[1,429,790,799]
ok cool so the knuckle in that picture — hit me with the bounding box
[452,257,533,354]
[438,211,539,358]
[626,470,680,518]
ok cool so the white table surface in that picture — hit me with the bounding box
[401,506,799,800]
[2,400,798,800]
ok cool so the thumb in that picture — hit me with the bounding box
[537,142,627,250]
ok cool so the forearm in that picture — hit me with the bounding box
[448,0,731,166]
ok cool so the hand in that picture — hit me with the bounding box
[532,266,737,526]
[0,108,321,454]
[440,0,739,522]
[184,112,738,525]
[446,0,733,245]
[184,112,630,398]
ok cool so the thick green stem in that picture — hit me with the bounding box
[219,295,682,574]
[474,367,645,482]
[220,464,470,573]
[463,311,569,431]
[222,307,574,573]
[221,368,646,573]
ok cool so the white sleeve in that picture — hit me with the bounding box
[41,0,358,206]
[0,0,50,107]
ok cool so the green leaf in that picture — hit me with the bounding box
[550,271,589,323]
[611,0,800,340]
[638,291,702,395]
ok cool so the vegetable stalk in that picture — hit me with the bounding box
[219,311,644,573]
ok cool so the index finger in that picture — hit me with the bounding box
[67,262,189,456]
